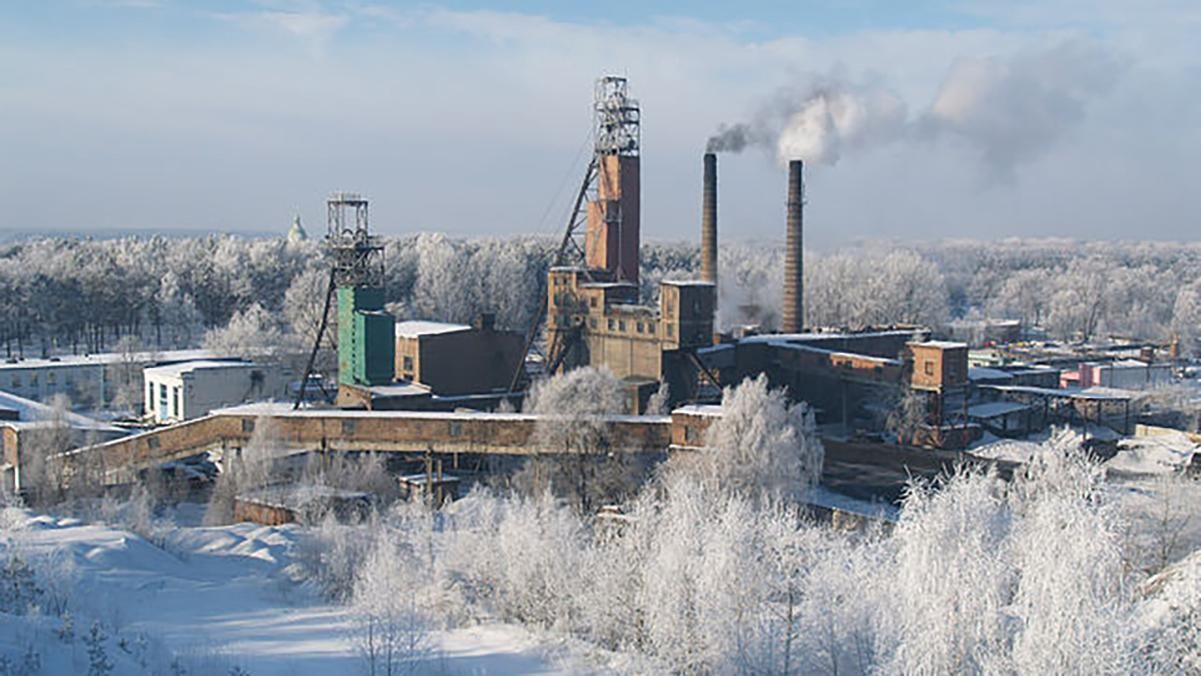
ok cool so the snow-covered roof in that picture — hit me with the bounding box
[0,348,220,372]
[740,329,923,345]
[214,401,668,424]
[661,279,714,287]
[770,342,902,366]
[0,389,124,433]
[395,320,472,338]
[968,401,1032,419]
[361,382,432,398]
[910,340,968,350]
[1078,386,1140,401]
[673,404,723,417]
[969,367,1014,381]
[145,359,256,379]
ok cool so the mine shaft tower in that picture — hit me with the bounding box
[585,76,642,285]
[327,192,394,387]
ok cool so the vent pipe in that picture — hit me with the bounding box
[782,160,804,333]
[701,152,718,286]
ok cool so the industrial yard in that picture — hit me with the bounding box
[4,2,1201,674]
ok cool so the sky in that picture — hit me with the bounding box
[2,0,1200,247]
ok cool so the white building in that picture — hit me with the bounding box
[0,348,216,410]
[144,360,293,423]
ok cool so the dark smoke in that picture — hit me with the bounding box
[706,123,754,153]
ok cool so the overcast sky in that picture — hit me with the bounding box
[2,1,1199,247]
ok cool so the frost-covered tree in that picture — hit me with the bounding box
[351,537,432,676]
[520,367,633,513]
[666,374,823,503]
[201,303,282,360]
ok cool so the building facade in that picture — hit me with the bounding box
[144,360,292,423]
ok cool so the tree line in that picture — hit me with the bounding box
[4,234,1201,360]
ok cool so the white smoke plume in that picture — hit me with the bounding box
[707,40,1119,177]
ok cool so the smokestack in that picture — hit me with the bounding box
[782,160,804,333]
[701,152,718,286]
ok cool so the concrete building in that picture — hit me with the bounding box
[144,360,292,423]
[1061,360,1172,390]
[0,348,217,411]
[394,316,525,396]
[546,267,715,403]
[0,389,128,493]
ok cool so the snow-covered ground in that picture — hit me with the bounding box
[0,507,567,675]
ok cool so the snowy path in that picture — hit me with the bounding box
[3,513,565,675]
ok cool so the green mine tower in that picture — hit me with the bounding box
[327,192,395,386]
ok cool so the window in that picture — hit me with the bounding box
[589,318,597,329]
[173,387,180,417]
[636,322,644,333]
[608,319,616,331]
[449,421,463,437]
[147,383,154,411]
[590,297,597,308]
[403,356,414,372]
[685,426,699,444]
[667,325,674,337]
[29,374,37,387]
[159,383,168,414]
[10,375,18,388]
[147,437,160,450]
[47,372,56,386]
[924,361,935,376]
[618,320,626,332]
[342,419,356,436]
[242,418,255,434]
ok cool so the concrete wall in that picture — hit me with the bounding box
[72,409,674,482]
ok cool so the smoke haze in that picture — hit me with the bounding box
[708,40,1120,178]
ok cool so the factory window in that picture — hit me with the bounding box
[342,419,356,436]
[608,319,615,331]
[449,421,463,437]
[403,356,414,372]
[924,361,935,376]
[242,418,255,434]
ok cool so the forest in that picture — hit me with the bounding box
[3,234,1201,362]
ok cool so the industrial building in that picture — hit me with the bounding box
[0,348,218,411]
[537,77,717,410]
[394,315,524,396]
[144,359,292,423]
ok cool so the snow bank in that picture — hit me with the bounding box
[1107,432,1198,475]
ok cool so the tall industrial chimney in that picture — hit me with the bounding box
[782,160,804,333]
[701,152,718,286]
